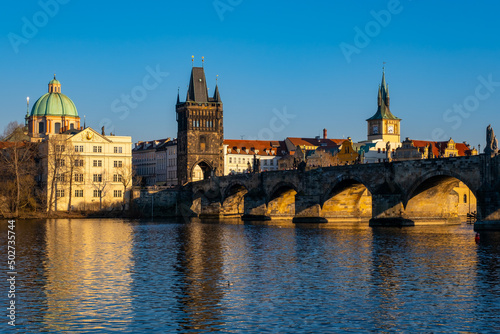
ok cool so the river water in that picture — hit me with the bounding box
[1,218,500,333]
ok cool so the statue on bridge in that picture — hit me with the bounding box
[485,124,499,156]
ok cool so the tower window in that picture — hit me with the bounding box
[55,122,61,134]
[200,136,206,152]
[39,122,45,133]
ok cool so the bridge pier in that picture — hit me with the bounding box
[292,195,327,223]
[475,190,500,230]
[242,194,270,220]
[369,193,414,227]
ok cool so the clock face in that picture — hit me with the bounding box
[388,125,394,134]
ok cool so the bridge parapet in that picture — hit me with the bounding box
[184,155,500,228]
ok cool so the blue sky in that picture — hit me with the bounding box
[1,0,500,149]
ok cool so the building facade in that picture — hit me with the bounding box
[176,67,224,184]
[223,140,286,174]
[132,138,177,187]
[394,138,478,161]
[40,128,132,211]
[28,76,132,211]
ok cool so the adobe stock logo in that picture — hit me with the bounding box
[99,65,169,134]
[339,0,404,64]
[7,0,70,54]
[213,0,243,21]
[432,74,500,141]
[246,107,295,141]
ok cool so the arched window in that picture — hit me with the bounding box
[38,122,45,133]
[464,194,467,203]
[55,122,61,134]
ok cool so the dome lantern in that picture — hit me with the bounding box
[48,74,61,93]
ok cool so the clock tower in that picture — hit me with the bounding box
[366,70,401,143]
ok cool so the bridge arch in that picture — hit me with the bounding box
[221,182,249,217]
[191,160,214,182]
[266,181,298,218]
[403,171,477,222]
[321,175,372,221]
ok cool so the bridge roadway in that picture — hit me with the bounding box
[184,154,500,229]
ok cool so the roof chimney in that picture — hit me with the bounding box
[323,128,327,139]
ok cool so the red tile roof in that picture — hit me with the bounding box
[409,140,474,157]
[224,139,287,156]
[287,137,344,147]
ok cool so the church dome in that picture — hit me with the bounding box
[30,76,78,117]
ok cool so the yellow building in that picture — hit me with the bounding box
[337,138,359,165]
[28,76,132,211]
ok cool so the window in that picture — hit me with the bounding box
[378,148,381,153]
[93,190,102,197]
[75,190,83,197]
[56,159,65,167]
[229,157,232,163]
[74,159,84,167]
[56,189,65,198]
[38,122,44,133]
[114,161,123,168]
[56,145,65,152]
[93,146,102,153]
[114,190,122,198]
[113,174,122,182]
[74,173,84,182]
[263,160,268,166]
[55,122,61,134]
[464,194,467,203]
[93,160,102,167]
[75,145,84,152]
[55,174,65,182]
[200,136,206,151]
[114,147,122,153]
[93,174,102,182]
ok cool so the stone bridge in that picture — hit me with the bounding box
[184,154,500,229]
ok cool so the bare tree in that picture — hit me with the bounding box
[44,135,68,212]
[90,170,109,210]
[1,121,23,141]
[116,164,134,210]
[0,142,37,216]
[64,142,84,212]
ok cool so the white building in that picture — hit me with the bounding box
[132,138,177,187]
[223,139,286,174]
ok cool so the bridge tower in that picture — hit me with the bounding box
[176,66,224,185]
[366,70,401,143]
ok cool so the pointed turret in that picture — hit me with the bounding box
[177,88,180,105]
[386,84,390,106]
[213,84,221,102]
[367,70,399,121]
[377,85,382,106]
[186,67,209,102]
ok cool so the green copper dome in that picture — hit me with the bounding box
[30,77,78,117]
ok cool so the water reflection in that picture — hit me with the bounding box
[42,219,134,332]
[2,219,500,332]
